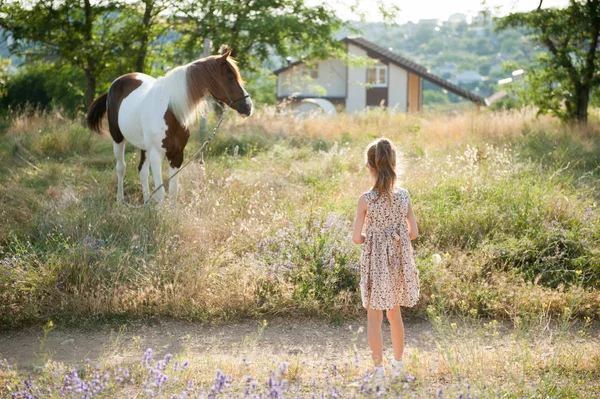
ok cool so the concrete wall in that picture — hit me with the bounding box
[388,63,408,112]
[277,59,346,98]
[346,43,367,112]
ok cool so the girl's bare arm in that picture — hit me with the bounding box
[406,199,419,240]
[352,195,367,244]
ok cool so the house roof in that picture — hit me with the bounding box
[273,36,486,105]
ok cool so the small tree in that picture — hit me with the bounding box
[0,0,126,107]
[496,0,600,124]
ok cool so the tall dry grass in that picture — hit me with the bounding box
[0,107,599,328]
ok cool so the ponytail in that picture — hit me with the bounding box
[365,138,397,201]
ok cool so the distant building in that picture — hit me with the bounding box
[273,36,486,113]
[471,11,492,26]
[497,69,526,85]
[490,64,502,74]
[469,26,489,37]
[447,13,467,24]
[418,18,441,26]
[404,21,417,37]
[454,70,483,84]
[432,62,457,76]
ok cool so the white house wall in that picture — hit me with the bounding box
[346,44,367,112]
[277,59,346,98]
[388,63,408,112]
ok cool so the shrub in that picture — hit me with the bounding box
[0,63,85,115]
[258,211,361,313]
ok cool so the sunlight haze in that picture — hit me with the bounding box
[318,0,571,23]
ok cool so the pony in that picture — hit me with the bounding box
[87,51,252,204]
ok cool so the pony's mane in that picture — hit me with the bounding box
[162,55,244,127]
[225,57,245,85]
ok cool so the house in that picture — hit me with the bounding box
[418,18,441,26]
[453,70,483,85]
[447,13,467,24]
[471,11,492,26]
[432,62,457,77]
[273,36,485,113]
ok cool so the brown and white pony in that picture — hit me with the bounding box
[87,51,252,204]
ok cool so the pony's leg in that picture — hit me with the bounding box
[148,147,165,204]
[168,166,179,206]
[113,141,126,201]
[138,150,150,203]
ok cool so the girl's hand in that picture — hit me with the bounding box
[406,198,418,240]
[352,195,367,244]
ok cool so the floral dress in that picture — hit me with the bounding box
[360,188,420,310]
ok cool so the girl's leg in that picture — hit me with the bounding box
[386,306,405,361]
[367,308,384,366]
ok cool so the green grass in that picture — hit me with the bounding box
[0,108,599,329]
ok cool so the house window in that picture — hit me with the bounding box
[302,66,319,79]
[367,65,387,87]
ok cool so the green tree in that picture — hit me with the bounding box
[172,0,348,71]
[496,0,600,123]
[0,0,128,107]
[128,0,171,73]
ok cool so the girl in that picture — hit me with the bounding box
[352,138,420,379]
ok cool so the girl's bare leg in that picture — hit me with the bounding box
[386,306,404,361]
[367,308,384,366]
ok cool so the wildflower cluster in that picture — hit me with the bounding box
[2,347,439,398]
[258,210,361,309]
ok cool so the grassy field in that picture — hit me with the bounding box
[1,107,599,397]
[1,107,599,329]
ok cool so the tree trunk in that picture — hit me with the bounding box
[83,0,96,108]
[135,0,153,73]
[576,85,589,124]
[85,73,96,108]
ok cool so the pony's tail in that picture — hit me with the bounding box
[87,92,108,133]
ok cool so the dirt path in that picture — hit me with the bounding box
[0,318,436,370]
[2,316,599,384]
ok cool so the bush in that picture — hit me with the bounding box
[0,63,85,115]
[258,211,361,313]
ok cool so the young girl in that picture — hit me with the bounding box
[352,137,420,379]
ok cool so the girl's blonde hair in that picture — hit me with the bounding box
[365,138,396,200]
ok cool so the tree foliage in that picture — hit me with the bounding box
[0,0,353,110]
[171,0,348,71]
[0,0,131,107]
[496,0,600,123]
[0,62,85,114]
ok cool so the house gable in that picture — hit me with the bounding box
[273,36,486,111]
[342,37,485,105]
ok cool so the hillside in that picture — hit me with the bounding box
[347,15,539,102]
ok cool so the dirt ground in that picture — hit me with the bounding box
[0,317,436,370]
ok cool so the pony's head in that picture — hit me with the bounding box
[188,51,253,117]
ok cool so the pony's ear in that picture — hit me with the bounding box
[219,50,232,65]
[219,44,232,61]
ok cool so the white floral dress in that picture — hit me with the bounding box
[360,188,420,310]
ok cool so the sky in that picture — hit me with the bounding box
[316,0,571,23]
